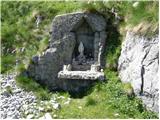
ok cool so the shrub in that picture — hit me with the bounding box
[123,82,135,98]
[85,97,97,106]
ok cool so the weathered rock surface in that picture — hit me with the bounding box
[27,12,107,92]
[118,31,159,113]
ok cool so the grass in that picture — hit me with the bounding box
[1,54,16,73]
[5,86,13,95]
[85,96,97,106]
[118,1,158,36]
[16,74,51,100]
[54,69,158,119]
[1,1,158,73]
[15,69,158,118]
[123,82,134,97]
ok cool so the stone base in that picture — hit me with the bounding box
[58,71,105,81]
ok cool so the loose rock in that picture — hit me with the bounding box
[44,113,52,119]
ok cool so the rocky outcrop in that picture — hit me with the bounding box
[118,31,159,113]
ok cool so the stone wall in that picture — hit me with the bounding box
[28,33,76,90]
[118,31,159,113]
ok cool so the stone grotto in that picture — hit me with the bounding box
[27,12,107,92]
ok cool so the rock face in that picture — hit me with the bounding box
[27,12,107,92]
[118,31,159,113]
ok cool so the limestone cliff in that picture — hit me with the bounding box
[118,31,159,113]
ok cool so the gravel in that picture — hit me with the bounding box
[0,73,37,119]
[0,73,62,119]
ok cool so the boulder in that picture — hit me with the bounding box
[118,31,159,113]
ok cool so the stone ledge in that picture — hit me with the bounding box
[58,71,105,81]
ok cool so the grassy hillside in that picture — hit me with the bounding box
[1,1,159,119]
[55,70,158,119]
[16,69,158,119]
[1,1,158,73]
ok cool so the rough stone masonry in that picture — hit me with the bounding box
[27,12,107,92]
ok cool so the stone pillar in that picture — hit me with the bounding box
[99,31,107,67]
[94,32,100,62]
[91,64,100,72]
[98,44,103,65]
[63,64,72,71]
[63,65,68,71]
[100,31,107,46]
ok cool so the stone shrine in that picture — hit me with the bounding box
[27,12,107,92]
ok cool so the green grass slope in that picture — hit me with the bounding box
[55,70,158,119]
[1,1,158,73]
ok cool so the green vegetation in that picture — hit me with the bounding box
[54,69,158,119]
[5,85,13,95]
[123,82,134,97]
[1,54,16,73]
[1,1,159,119]
[1,1,158,73]
[85,96,97,106]
[13,69,159,118]
[16,74,51,100]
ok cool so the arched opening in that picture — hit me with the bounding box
[71,18,95,70]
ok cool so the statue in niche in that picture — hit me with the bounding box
[78,42,84,56]
[77,42,86,64]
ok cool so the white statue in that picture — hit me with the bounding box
[78,42,84,56]
[77,42,86,64]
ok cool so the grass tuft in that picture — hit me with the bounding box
[16,74,51,100]
[85,97,97,106]
[5,86,13,95]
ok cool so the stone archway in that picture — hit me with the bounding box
[27,12,107,92]
[73,18,95,59]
